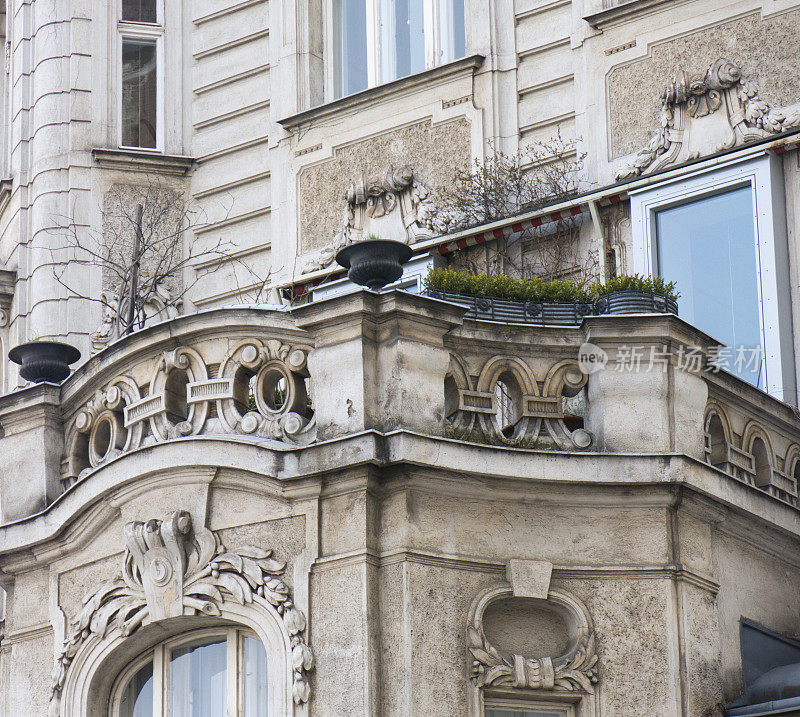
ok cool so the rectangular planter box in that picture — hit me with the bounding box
[426,289,594,326]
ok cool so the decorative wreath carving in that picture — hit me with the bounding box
[302,164,437,273]
[50,512,313,716]
[467,586,598,694]
[618,58,800,180]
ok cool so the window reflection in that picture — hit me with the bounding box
[655,186,763,388]
[122,40,158,148]
[380,0,426,83]
[438,0,465,63]
[169,638,227,717]
[333,0,368,97]
[118,661,153,717]
[243,636,269,717]
[122,0,157,23]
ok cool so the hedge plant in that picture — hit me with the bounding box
[424,268,679,303]
[590,273,679,302]
[424,268,594,303]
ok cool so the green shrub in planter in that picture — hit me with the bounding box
[592,274,679,316]
[424,268,594,303]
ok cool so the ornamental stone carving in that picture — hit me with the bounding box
[468,586,598,694]
[49,511,313,716]
[61,337,316,485]
[618,59,800,179]
[449,354,592,450]
[302,164,437,273]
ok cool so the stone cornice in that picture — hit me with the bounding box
[91,148,195,176]
[277,54,484,131]
[2,432,800,563]
[583,0,693,30]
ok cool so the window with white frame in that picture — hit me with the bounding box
[630,153,796,405]
[331,0,466,98]
[119,0,162,150]
[113,628,268,717]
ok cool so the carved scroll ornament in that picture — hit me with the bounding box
[302,164,437,273]
[467,587,598,694]
[49,512,313,715]
[618,59,800,180]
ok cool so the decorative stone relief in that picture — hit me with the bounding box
[617,59,800,179]
[302,164,437,273]
[49,511,313,715]
[61,338,315,485]
[450,354,592,450]
[468,586,598,693]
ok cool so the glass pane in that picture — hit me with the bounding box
[333,0,368,98]
[122,0,157,23]
[243,636,269,717]
[438,0,465,63]
[655,186,763,387]
[485,709,566,717]
[122,40,158,148]
[118,660,154,717]
[169,637,227,717]
[380,0,425,82]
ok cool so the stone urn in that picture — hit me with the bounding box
[8,341,81,383]
[335,239,413,290]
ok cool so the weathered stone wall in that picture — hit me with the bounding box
[608,9,800,158]
[298,118,471,254]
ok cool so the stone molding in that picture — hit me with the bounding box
[49,511,313,715]
[277,54,484,130]
[91,148,195,176]
[467,584,599,693]
[0,268,15,328]
[301,164,437,273]
[617,59,800,180]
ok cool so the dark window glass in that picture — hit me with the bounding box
[122,0,157,23]
[122,40,157,148]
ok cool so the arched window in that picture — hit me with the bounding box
[113,628,268,717]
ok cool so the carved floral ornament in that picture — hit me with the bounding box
[468,585,598,694]
[50,511,313,716]
[302,164,438,273]
[62,338,315,486]
[618,59,800,180]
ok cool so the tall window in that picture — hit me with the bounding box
[120,0,162,149]
[113,628,268,717]
[332,0,466,98]
[631,154,797,404]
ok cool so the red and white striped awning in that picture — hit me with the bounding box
[434,194,625,256]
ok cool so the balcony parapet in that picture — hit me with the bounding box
[0,291,798,523]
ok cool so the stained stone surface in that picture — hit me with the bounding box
[608,9,800,158]
[58,552,124,621]
[298,118,470,253]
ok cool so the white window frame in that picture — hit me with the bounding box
[325,0,465,101]
[117,0,164,152]
[629,153,796,404]
[110,627,269,717]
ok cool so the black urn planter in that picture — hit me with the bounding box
[595,290,678,316]
[426,289,595,326]
[8,341,81,383]
[335,239,413,290]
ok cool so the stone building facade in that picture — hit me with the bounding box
[1,0,800,716]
